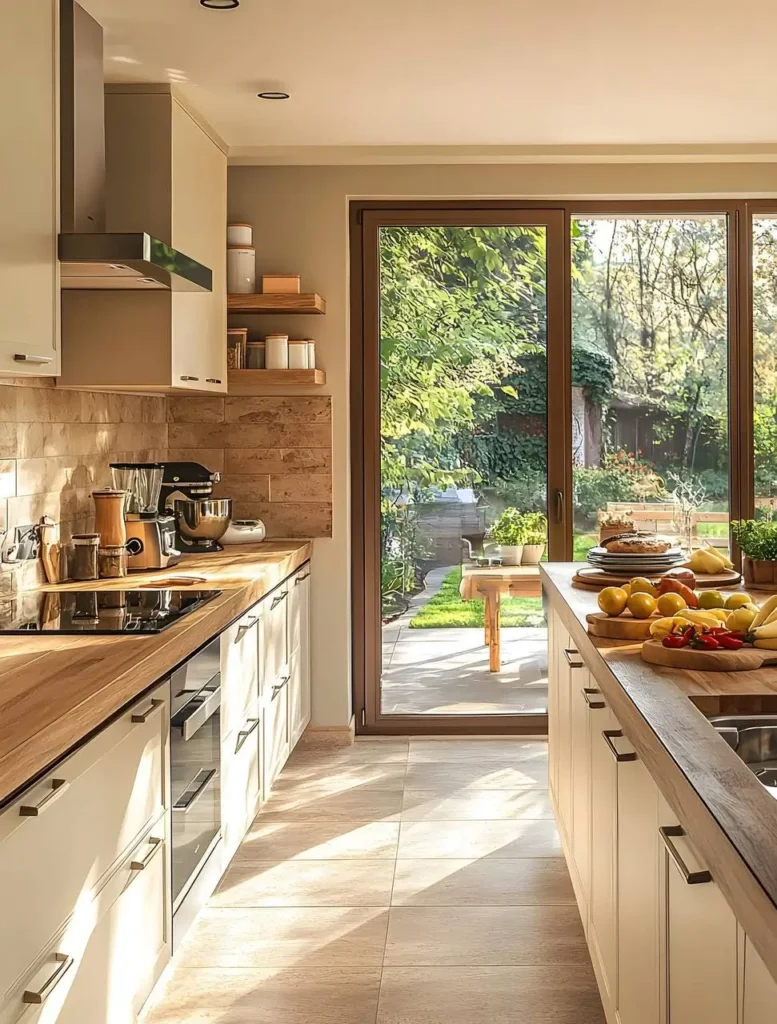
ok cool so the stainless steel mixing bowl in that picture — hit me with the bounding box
[172,498,232,544]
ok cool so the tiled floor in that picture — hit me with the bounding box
[146,737,604,1024]
[381,628,549,715]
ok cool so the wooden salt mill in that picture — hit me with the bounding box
[92,489,127,547]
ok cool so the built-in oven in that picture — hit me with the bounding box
[169,636,223,947]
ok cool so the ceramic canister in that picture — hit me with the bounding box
[265,334,289,369]
[288,340,308,369]
[227,245,256,293]
[306,340,316,369]
[227,222,252,246]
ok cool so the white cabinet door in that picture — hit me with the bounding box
[0,0,59,376]
[659,799,737,1024]
[222,716,261,861]
[553,618,575,844]
[616,742,660,1024]
[288,566,311,748]
[570,667,599,922]
[547,610,560,802]
[260,586,289,696]
[220,607,260,741]
[588,705,619,1018]
[263,678,290,799]
[742,934,777,1023]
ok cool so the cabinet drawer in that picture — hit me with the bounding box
[1,824,168,1024]
[220,607,259,740]
[0,682,168,1000]
[263,678,290,798]
[260,585,289,694]
[288,648,311,750]
[288,564,310,657]
[222,712,262,860]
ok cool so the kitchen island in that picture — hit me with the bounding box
[542,562,777,1023]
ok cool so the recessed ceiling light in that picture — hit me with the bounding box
[200,0,239,9]
[257,91,290,100]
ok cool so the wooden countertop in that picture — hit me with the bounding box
[0,542,311,808]
[542,563,777,983]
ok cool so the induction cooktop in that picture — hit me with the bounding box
[0,589,221,635]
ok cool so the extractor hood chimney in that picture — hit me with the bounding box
[57,0,212,292]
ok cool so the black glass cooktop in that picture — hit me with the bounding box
[0,589,221,635]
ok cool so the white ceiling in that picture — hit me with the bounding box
[80,0,777,158]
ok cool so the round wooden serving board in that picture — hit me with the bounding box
[572,565,741,591]
[640,639,777,672]
[586,612,657,640]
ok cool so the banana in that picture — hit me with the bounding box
[752,594,777,629]
[753,619,777,640]
[676,609,723,629]
[754,638,777,650]
[702,542,734,570]
[764,608,777,626]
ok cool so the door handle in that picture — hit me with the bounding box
[14,353,54,364]
[236,616,259,642]
[19,778,70,817]
[582,687,606,709]
[130,835,163,873]
[174,768,217,812]
[205,378,222,384]
[563,648,583,668]
[22,953,74,1005]
[272,676,290,698]
[295,572,311,584]
[659,825,712,884]
[271,590,289,610]
[131,697,164,724]
[171,685,221,741]
[236,717,260,751]
[602,729,638,762]
[554,489,564,524]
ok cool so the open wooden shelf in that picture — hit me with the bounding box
[228,368,326,392]
[227,293,326,315]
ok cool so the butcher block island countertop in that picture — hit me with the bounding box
[542,562,777,981]
[0,541,311,809]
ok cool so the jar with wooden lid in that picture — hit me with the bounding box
[227,222,253,246]
[265,334,289,369]
[92,489,127,547]
[98,544,128,579]
[70,533,99,581]
[288,340,308,369]
[245,340,266,369]
[227,245,256,294]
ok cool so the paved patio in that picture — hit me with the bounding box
[381,626,548,716]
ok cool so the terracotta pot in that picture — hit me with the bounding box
[499,545,523,566]
[521,544,545,566]
[743,557,777,586]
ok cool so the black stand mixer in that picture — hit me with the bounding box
[159,462,232,553]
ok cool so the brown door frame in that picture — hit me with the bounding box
[350,198,753,736]
[351,205,569,735]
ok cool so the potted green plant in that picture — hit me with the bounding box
[489,507,525,565]
[520,512,547,565]
[731,520,777,586]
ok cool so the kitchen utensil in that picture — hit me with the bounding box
[227,244,255,293]
[92,489,127,546]
[586,611,656,640]
[38,517,62,584]
[221,519,266,545]
[641,639,777,672]
[172,498,232,553]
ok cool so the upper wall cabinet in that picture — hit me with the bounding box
[59,86,227,394]
[0,0,60,377]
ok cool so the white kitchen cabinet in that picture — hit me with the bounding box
[742,934,777,1022]
[659,796,738,1024]
[220,607,260,741]
[570,669,601,925]
[0,0,59,376]
[549,610,574,846]
[288,564,311,747]
[221,716,261,861]
[263,676,290,799]
[260,584,289,697]
[547,610,560,801]
[0,681,168,1003]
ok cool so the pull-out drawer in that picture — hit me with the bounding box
[263,675,290,799]
[260,585,289,695]
[0,823,169,1024]
[222,709,262,860]
[0,681,168,1001]
[288,564,310,658]
[220,606,259,740]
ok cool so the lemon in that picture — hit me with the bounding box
[725,592,754,610]
[598,586,628,617]
[630,577,657,598]
[726,607,757,632]
[656,592,687,616]
[698,589,725,609]
[621,583,632,598]
[627,592,657,619]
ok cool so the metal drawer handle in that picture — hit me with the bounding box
[236,717,260,751]
[271,590,289,610]
[582,687,606,710]
[205,378,222,384]
[180,374,199,381]
[174,768,217,812]
[14,353,54,364]
[659,825,712,885]
[295,572,311,584]
[602,729,638,763]
[131,698,164,724]
[19,778,70,817]
[22,953,74,1005]
[236,615,259,642]
[272,676,290,698]
[563,648,583,668]
[130,835,163,873]
[171,684,221,741]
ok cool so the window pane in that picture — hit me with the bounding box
[752,217,777,514]
[571,217,729,559]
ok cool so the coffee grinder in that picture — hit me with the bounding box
[109,462,181,571]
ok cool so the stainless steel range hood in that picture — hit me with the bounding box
[58,0,212,293]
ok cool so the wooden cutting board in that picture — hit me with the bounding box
[586,612,657,640]
[572,566,741,591]
[640,639,777,672]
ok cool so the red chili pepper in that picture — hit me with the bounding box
[663,634,690,649]
[725,631,748,642]
[691,633,721,650]
[717,634,744,650]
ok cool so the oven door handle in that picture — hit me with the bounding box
[174,686,221,741]
[173,768,217,812]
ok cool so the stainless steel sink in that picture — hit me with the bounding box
[709,716,777,790]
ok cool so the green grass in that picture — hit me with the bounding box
[574,532,598,560]
[408,567,544,629]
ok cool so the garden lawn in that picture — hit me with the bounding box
[408,567,545,629]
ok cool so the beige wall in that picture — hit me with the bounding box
[228,160,777,728]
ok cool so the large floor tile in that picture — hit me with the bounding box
[398,820,562,859]
[391,858,575,906]
[376,966,604,1024]
[213,859,396,908]
[403,761,548,790]
[258,787,403,822]
[401,788,553,821]
[240,821,400,861]
[287,740,409,765]
[177,908,390,968]
[384,906,588,966]
[407,738,548,763]
[146,967,382,1024]
[274,762,408,792]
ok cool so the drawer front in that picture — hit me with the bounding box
[260,585,289,695]
[222,712,262,860]
[288,648,311,749]
[0,682,168,1000]
[263,679,290,799]
[2,825,169,1024]
[288,565,310,657]
[220,607,259,740]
